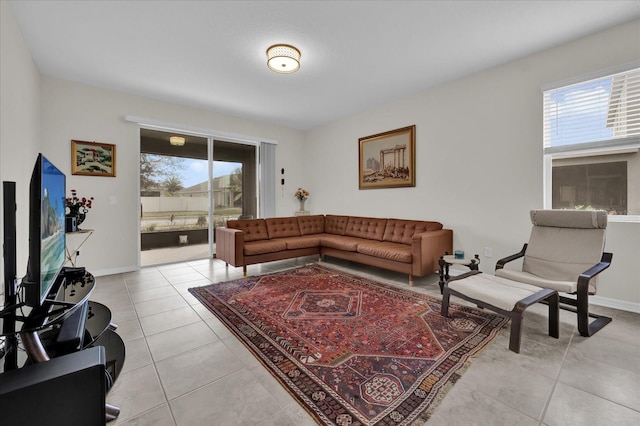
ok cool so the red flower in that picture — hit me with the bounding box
[66,191,95,214]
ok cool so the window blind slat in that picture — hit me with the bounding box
[544,68,640,147]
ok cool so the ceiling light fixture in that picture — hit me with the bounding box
[266,44,301,74]
[169,136,186,146]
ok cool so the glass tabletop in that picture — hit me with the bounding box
[442,254,480,265]
[0,272,95,336]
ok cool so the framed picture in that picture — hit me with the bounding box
[358,125,415,189]
[71,140,116,177]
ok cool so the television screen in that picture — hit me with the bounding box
[24,154,66,307]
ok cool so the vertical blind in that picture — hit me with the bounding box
[259,142,276,218]
[543,67,640,152]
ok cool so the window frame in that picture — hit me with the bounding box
[543,63,640,223]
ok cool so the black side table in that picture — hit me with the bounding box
[438,252,480,293]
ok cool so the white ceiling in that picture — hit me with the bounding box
[10,1,640,131]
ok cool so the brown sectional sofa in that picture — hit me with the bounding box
[215,214,452,286]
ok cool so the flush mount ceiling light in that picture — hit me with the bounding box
[169,136,186,146]
[266,44,301,73]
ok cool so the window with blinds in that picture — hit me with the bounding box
[543,67,640,217]
[543,68,640,151]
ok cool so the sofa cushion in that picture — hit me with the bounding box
[325,215,349,235]
[243,239,287,256]
[356,241,413,263]
[297,215,325,235]
[382,219,443,245]
[265,216,301,239]
[281,235,321,250]
[319,235,362,251]
[344,216,386,241]
[227,219,269,242]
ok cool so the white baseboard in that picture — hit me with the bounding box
[92,265,139,277]
[590,295,640,314]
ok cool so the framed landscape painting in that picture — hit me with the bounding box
[71,140,116,177]
[358,125,415,189]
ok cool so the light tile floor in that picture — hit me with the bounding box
[93,256,640,426]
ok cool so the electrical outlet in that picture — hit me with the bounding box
[484,247,492,257]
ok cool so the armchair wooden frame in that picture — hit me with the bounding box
[496,243,613,337]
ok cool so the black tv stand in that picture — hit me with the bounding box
[53,299,89,355]
[63,265,86,280]
[0,271,125,423]
[0,346,108,425]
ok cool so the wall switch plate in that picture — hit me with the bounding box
[484,247,492,257]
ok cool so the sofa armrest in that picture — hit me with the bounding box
[411,229,453,276]
[215,227,244,266]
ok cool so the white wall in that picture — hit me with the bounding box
[305,19,640,309]
[0,2,42,285]
[38,77,305,275]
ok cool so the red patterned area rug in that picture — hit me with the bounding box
[189,264,507,425]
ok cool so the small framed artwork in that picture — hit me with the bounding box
[71,140,116,177]
[358,125,415,189]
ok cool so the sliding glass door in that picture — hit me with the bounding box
[140,129,209,265]
[212,140,257,224]
[139,129,258,266]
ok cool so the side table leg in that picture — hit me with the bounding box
[438,256,445,294]
[470,254,480,271]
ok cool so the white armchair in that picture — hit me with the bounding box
[495,209,612,337]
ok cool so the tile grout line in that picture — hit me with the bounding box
[122,267,179,425]
[537,330,576,424]
[139,261,242,422]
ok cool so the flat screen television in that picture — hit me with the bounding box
[22,154,67,308]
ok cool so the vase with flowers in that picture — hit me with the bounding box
[294,187,309,212]
[66,189,94,231]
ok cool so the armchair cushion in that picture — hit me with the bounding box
[448,273,545,312]
[495,269,593,294]
[530,209,607,229]
[522,210,606,288]
[523,226,605,285]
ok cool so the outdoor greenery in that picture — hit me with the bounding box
[164,176,184,195]
[229,167,243,204]
[140,153,186,195]
[140,153,245,233]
